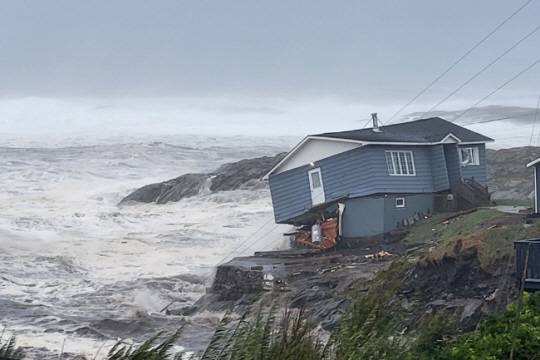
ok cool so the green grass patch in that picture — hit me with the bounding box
[494,198,534,207]
[403,209,502,248]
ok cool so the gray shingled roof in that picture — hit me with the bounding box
[314,117,493,143]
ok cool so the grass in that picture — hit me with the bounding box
[402,209,502,248]
[201,306,327,360]
[334,258,412,359]
[106,329,184,360]
[0,335,23,360]
[494,198,534,208]
[416,209,540,269]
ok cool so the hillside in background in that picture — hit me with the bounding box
[487,146,540,200]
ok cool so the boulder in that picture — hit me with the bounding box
[119,152,286,205]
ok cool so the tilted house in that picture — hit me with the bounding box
[264,117,493,238]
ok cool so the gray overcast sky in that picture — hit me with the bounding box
[1,1,540,142]
[1,0,539,100]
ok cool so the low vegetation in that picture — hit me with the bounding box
[106,329,183,360]
[494,198,534,208]
[200,306,326,360]
[431,292,540,360]
[0,335,23,360]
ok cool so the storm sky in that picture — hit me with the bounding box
[1,1,540,140]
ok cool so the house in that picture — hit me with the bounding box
[263,115,493,239]
[526,158,540,214]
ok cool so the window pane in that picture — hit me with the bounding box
[392,152,401,174]
[469,148,478,165]
[405,152,414,174]
[399,152,406,174]
[311,172,321,188]
[386,152,395,174]
[461,148,471,165]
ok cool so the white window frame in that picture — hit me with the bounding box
[395,197,406,208]
[308,168,323,190]
[459,147,480,167]
[385,150,416,176]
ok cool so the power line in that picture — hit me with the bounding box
[387,0,535,123]
[530,95,540,145]
[457,111,538,126]
[360,117,373,129]
[425,23,540,115]
[453,57,540,122]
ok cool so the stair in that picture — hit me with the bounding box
[453,179,492,210]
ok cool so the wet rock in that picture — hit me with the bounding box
[167,305,199,316]
[211,264,264,301]
[119,153,285,205]
[120,173,209,204]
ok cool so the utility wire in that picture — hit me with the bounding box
[529,95,540,145]
[453,57,540,122]
[360,117,373,129]
[458,112,537,126]
[532,95,540,145]
[387,0,535,123]
[425,23,540,115]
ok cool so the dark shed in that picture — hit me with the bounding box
[515,239,540,292]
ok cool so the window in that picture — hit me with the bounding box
[396,197,406,208]
[460,147,480,166]
[310,169,322,189]
[385,151,416,176]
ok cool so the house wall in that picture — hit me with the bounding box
[341,197,385,237]
[383,194,433,232]
[459,143,487,185]
[340,194,434,238]
[430,145,450,191]
[444,144,462,187]
[269,144,451,223]
[268,165,312,224]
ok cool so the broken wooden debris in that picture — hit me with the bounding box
[364,250,393,260]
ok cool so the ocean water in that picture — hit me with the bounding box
[0,136,293,358]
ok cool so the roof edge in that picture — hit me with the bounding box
[263,133,493,179]
[527,158,540,168]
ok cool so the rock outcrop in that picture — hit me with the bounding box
[487,146,540,200]
[120,153,286,204]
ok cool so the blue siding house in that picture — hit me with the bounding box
[264,116,493,238]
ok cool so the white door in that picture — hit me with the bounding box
[308,168,325,206]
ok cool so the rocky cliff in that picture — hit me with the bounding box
[120,153,286,204]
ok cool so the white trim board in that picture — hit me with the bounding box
[273,138,361,175]
[527,158,540,168]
